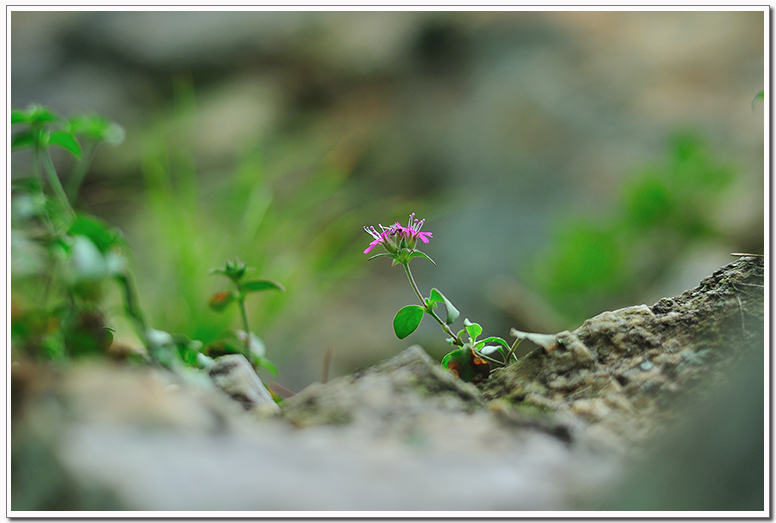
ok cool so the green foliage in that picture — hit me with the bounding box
[440,346,490,383]
[208,258,285,374]
[393,305,425,339]
[131,84,384,350]
[529,131,736,324]
[10,104,140,363]
[47,131,82,159]
[9,104,256,377]
[428,288,459,324]
[463,318,483,341]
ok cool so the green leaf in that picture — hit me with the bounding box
[241,279,285,293]
[479,336,510,353]
[429,288,459,324]
[254,355,278,376]
[177,343,200,367]
[463,318,482,342]
[441,349,459,370]
[68,114,125,145]
[210,259,249,282]
[12,105,58,126]
[393,305,424,339]
[428,288,444,305]
[11,132,35,150]
[208,290,235,311]
[367,252,393,262]
[11,110,29,124]
[441,346,490,382]
[48,131,82,159]
[27,105,58,125]
[409,251,436,266]
[479,345,506,360]
[68,215,122,253]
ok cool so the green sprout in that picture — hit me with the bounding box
[208,258,285,374]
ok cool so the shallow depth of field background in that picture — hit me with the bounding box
[11,10,765,392]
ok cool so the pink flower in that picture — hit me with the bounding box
[405,213,432,246]
[363,224,391,254]
[363,214,432,254]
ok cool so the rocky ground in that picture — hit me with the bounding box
[10,256,765,512]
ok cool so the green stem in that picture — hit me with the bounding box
[41,149,75,220]
[237,290,252,357]
[32,144,42,183]
[477,350,506,367]
[66,141,96,202]
[115,273,153,364]
[505,337,522,365]
[403,261,425,305]
[402,261,463,347]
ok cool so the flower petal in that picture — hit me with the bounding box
[364,238,382,254]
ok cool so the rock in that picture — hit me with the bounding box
[208,354,280,415]
[281,345,483,431]
[9,352,610,511]
[480,257,764,446]
[9,258,764,512]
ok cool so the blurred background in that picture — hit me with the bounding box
[10,10,765,393]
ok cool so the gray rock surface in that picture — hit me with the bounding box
[208,354,280,414]
[10,258,764,512]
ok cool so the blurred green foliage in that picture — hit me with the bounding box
[204,258,285,374]
[11,105,134,362]
[124,79,423,368]
[529,131,735,325]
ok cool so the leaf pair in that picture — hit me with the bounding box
[208,279,285,312]
[393,288,458,339]
[11,130,82,159]
[12,105,126,159]
[455,318,510,355]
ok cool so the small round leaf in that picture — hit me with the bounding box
[463,319,482,341]
[393,305,424,339]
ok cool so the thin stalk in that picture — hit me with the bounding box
[41,150,75,220]
[115,273,153,364]
[237,291,252,357]
[477,351,506,367]
[505,337,522,365]
[66,141,96,201]
[403,261,463,347]
[32,144,57,238]
[32,145,42,183]
[402,261,425,305]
